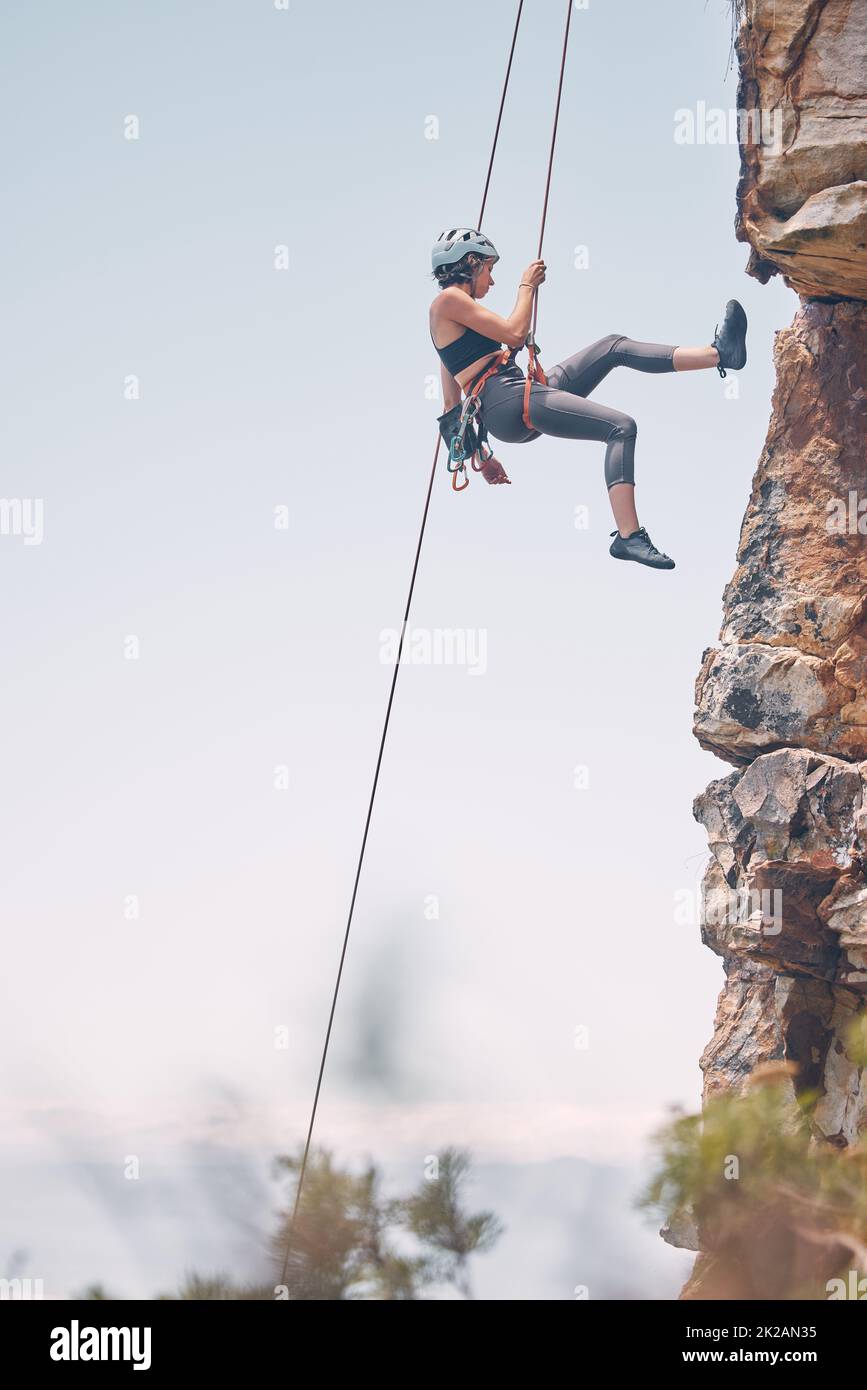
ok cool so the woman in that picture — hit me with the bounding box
[429,228,747,570]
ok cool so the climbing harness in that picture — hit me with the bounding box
[279,0,573,1287]
[441,331,547,491]
[445,352,509,489]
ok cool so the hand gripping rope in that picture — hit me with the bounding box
[279,0,574,1288]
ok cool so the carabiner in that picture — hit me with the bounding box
[447,435,467,471]
[451,463,469,491]
[469,434,494,471]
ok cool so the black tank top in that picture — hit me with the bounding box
[430,324,503,375]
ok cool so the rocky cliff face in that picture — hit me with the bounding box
[734,0,867,301]
[682,0,867,1292]
[694,300,867,767]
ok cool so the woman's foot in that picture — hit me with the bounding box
[609,526,675,570]
[712,300,747,377]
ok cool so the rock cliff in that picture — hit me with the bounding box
[733,0,867,301]
[682,0,867,1293]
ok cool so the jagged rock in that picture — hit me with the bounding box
[698,957,783,1099]
[693,301,867,765]
[678,0,867,1287]
[698,959,865,1139]
[817,875,867,977]
[735,0,867,300]
[694,639,857,764]
[694,749,867,984]
[752,184,867,302]
[812,986,867,1140]
[659,1206,700,1252]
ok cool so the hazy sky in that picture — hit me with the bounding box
[1,0,797,1298]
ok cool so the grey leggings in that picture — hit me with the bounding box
[478,333,677,488]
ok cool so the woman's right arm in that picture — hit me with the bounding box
[441,260,546,348]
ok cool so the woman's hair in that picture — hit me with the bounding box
[431,251,491,289]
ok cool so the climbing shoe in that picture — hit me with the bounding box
[712,299,747,378]
[609,526,675,570]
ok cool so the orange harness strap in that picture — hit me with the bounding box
[522,335,547,430]
[451,342,546,490]
[464,347,512,406]
[448,348,513,491]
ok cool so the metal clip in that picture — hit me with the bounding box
[471,437,494,470]
[447,436,467,470]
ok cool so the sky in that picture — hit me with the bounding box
[0,0,798,1299]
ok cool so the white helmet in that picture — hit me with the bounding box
[432,227,499,272]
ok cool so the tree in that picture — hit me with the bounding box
[273,1144,502,1300]
[637,1015,867,1300]
[396,1147,504,1299]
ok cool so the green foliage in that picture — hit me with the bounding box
[274,1144,502,1300]
[636,1068,820,1229]
[395,1148,504,1299]
[77,1143,501,1301]
[272,1149,426,1299]
[637,1016,867,1299]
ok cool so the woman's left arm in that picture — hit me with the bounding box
[440,362,462,411]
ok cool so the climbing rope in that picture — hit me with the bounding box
[521,0,574,430]
[279,0,573,1289]
[532,0,574,335]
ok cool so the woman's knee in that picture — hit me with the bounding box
[606,412,637,443]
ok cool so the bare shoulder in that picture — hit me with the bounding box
[430,286,460,320]
[433,286,475,324]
